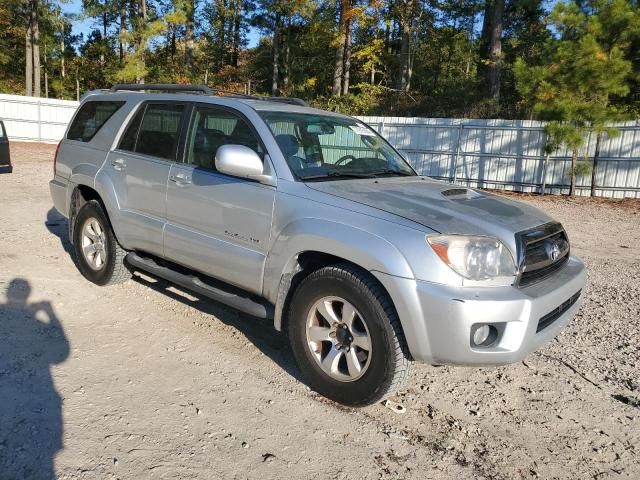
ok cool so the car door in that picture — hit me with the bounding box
[105,101,188,256]
[163,103,275,294]
[0,120,11,173]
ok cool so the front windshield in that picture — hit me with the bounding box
[260,112,416,180]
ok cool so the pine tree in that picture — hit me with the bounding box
[515,0,639,196]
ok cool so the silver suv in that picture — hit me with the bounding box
[50,84,586,406]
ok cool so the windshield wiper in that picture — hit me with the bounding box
[301,170,377,181]
[369,169,416,177]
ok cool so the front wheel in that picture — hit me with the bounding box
[72,200,131,286]
[288,264,412,407]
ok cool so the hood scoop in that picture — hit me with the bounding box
[441,188,469,197]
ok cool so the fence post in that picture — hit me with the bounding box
[451,123,463,184]
[540,131,549,195]
[37,99,42,142]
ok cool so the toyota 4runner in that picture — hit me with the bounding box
[50,84,586,406]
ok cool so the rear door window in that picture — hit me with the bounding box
[67,101,124,142]
[119,103,186,161]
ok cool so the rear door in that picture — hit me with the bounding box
[163,103,275,294]
[105,101,188,256]
[0,120,11,172]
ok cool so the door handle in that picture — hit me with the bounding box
[111,158,126,170]
[169,173,192,186]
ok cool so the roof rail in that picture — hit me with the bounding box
[263,97,309,107]
[108,83,309,106]
[109,83,213,95]
[208,87,309,107]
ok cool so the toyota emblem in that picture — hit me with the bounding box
[545,241,561,261]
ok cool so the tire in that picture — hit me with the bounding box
[72,200,131,286]
[288,263,412,407]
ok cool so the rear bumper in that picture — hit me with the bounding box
[0,164,12,174]
[49,176,69,218]
[374,256,586,365]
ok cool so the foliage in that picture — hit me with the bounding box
[0,0,638,125]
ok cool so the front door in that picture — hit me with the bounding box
[164,104,275,294]
[105,102,188,256]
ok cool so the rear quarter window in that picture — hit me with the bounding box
[0,121,6,138]
[67,101,125,142]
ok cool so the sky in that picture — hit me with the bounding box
[61,0,562,52]
[61,0,262,49]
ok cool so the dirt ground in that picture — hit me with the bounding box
[1,142,639,480]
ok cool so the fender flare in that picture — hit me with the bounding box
[264,218,416,331]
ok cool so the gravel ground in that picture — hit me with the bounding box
[1,142,639,480]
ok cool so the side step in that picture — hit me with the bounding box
[126,253,274,319]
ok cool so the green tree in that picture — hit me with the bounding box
[515,0,639,196]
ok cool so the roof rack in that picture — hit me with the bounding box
[107,83,309,107]
[109,83,213,95]
[206,87,309,107]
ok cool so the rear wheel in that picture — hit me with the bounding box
[72,200,131,286]
[288,264,412,407]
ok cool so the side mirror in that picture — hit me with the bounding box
[215,144,271,183]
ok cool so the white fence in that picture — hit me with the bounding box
[361,116,640,198]
[0,93,638,198]
[0,93,78,143]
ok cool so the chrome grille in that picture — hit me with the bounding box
[515,222,570,288]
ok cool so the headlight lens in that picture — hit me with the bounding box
[427,235,516,283]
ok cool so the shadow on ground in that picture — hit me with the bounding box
[45,207,73,258]
[0,278,69,480]
[132,273,304,383]
[43,206,303,385]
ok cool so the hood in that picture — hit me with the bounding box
[305,177,552,238]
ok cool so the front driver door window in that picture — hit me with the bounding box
[164,104,274,294]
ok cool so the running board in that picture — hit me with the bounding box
[126,253,274,319]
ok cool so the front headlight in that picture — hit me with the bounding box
[427,235,516,285]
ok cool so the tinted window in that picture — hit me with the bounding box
[67,101,124,142]
[132,104,185,160]
[0,121,6,138]
[118,107,144,152]
[186,106,262,170]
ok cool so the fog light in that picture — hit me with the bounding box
[472,325,491,346]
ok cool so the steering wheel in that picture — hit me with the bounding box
[335,154,357,166]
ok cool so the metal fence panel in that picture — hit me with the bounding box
[359,116,640,198]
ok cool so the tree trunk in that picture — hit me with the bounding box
[60,30,65,79]
[342,16,352,95]
[135,0,146,84]
[282,17,291,94]
[100,11,107,68]
[25,27,33,96]
[488,0,504,101]
[185,0,195,71]
[396,1,414,92]
[332,0,346,96]
[216,0,226,68]
[477,0,492,80]
[590,131,602,197]
[231,0,241,67]
[271,13,280,96]
[569,149,577,196]
[32,0,41,97]
[44,38,48,98]
[120,0,126,61]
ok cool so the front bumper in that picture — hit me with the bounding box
[374,256,586,365]
[0,164,12,174]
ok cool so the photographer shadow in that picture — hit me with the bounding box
[0,279,69,480]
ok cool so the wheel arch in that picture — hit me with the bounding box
[265,219,416,335]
